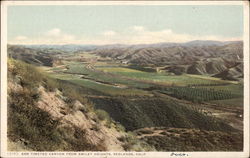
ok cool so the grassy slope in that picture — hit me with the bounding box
[7,59,105,151]
[136,127,243,151]
[91,96,237,132]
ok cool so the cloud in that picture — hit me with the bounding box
[10,28,79,45]
[9,26,242,45]
[131,26,145,32]
[14,36,28,40]
[46,28,61,36]
[102,30,116,36]
[104,26,242,44]
[45,28,75,41]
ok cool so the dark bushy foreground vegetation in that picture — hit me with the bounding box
[90,97,237,132]
[7,59,105,151]
[137,128,243,151]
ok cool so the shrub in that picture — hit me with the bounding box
[121,132,155,151]
[115,123,126,132]
[8,59,43,88]
[118,136,126,142]
[43,78,59,92]
[8,89,64,151]
[91,124,100,131]
[54,80,93,111]
[95,109,111,121]
[137,129,154,135]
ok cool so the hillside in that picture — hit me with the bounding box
[213,63,243,81]
[90,95,237,132]
[135,127,243,151]
[93,41,243,80]
[7,45,67,67]
[7,59,154,151]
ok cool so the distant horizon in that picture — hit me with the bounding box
[7,39,243,46]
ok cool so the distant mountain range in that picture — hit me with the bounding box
[21,44,98,52]
[21,40,242,52]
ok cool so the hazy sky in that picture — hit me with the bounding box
[8,5,243,45]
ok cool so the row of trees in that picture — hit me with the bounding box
[160,87,239,103]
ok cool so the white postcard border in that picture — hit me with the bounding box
[1,1,249,158]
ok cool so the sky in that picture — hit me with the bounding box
[8,5,243,45]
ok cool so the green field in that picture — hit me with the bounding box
[50,73,151,96]
[48,60,243,101]
[59,63,153,89]
[64,61,234,87]
[96,65,233,86]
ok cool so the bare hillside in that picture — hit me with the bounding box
[93,41,243,80]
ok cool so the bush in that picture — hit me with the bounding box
[95,109,111,121]
[115,123,125,132]
[120,132,155,151]
[55,80,93,111]
[91,124,100,131]
[43,78,59,92]
[8,89,64,151]
[8,59,43,88]
[137,129,154,135]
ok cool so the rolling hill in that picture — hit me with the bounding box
[93,41,243,80]
[8,45,55,66]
